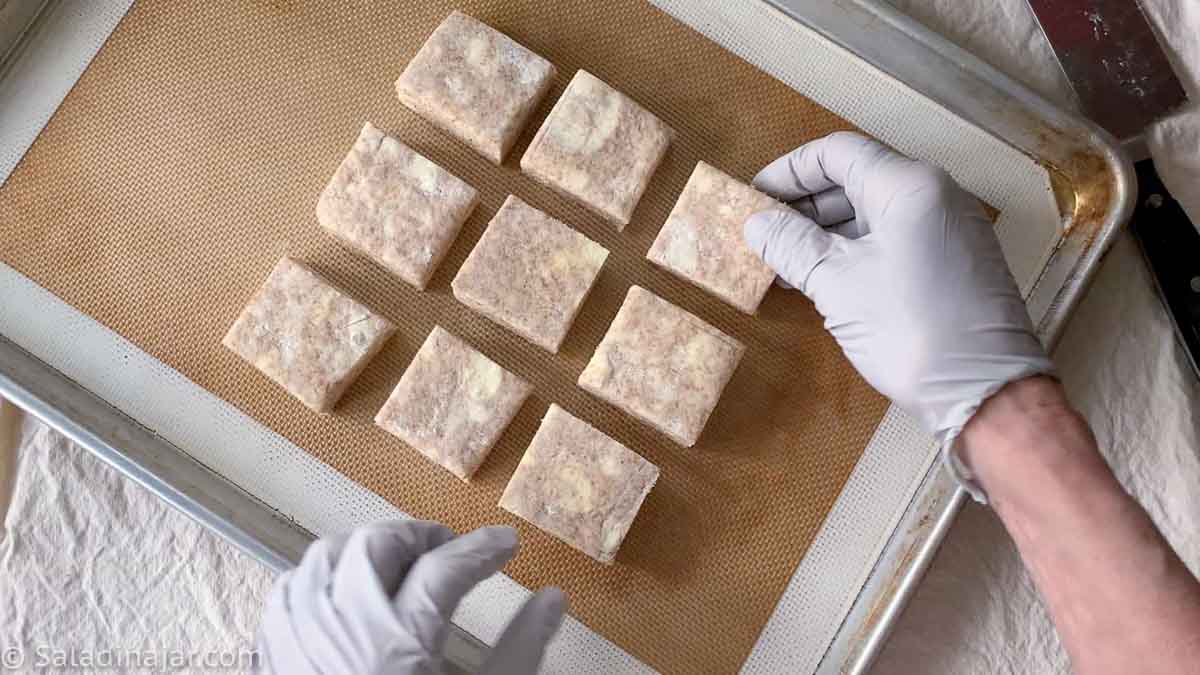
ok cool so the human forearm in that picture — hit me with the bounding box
[960,376,1200,675]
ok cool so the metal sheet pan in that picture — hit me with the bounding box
[0,0,53,69]
[0,1,1132,672]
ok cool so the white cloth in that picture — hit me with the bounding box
[0,2,1197,674]
[0,416,272,673]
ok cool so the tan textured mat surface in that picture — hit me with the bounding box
[0,1,888,671]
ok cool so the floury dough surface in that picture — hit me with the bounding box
[452,195,608,352]
[520,70,672,229]
[499,404,659,564]
[647,161,780,314]
[580,286,744,447]
[316,122,479,289]
[374,326,531,481]
[221,257,395,413]
[395,11,556,164]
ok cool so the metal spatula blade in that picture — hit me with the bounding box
[1026,0,1189,142]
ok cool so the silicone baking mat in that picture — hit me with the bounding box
[0,1,889,671]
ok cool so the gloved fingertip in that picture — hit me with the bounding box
[532,586,568,617]
[511,588,567,646]
[521,588,568,646]
[743,208,820,259]
[743,208,834,293]
[742,210,778,255]
[748,171,771,192]
[473,525,519,551]
[449,525,520,566]
[477,588,569,675]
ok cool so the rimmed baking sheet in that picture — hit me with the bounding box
[0,0,1091,672]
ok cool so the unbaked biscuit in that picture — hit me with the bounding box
[647,161,779,314]
[500,404,658,564]
[579,285,744,446]
[317,122,479,289]
[396,11,557,164]
[222,257,395,413]
[375,326,531,481]
[452,195,608,352]
[520,70,672,229]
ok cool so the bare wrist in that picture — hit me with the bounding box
[958,375,1100,508]
[961,375,1074,450]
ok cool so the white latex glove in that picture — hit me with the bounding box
[256,521,566,675]
[743,131,1054,497]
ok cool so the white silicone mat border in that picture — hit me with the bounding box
[0,1,1058,672]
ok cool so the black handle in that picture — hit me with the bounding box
[1132,158,1200,378]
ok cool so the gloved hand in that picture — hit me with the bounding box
[743,131,1054,496]
[256,521,566,675]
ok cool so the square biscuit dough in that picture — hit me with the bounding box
[500,403,659,564]
[647,161,780,314]
[452,195,608,352]
[396,11,557,164]
[375,326,531,481]
[579,285,744,447]
[520,70,673,230]
[222,257,395,413]
[317,122,479,289]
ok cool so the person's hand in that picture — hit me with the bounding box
[256,521,566,675]
[743,132,1053,487]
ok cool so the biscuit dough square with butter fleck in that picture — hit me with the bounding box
[396,11,557,164]
[520,70,672,229]
[375,326,531,481]
[452,195,608,352]
[647,161,780,314]
[580,285,744,447]
[317,122,479,289]
[222,257,395,413]
[500,404,658,564]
